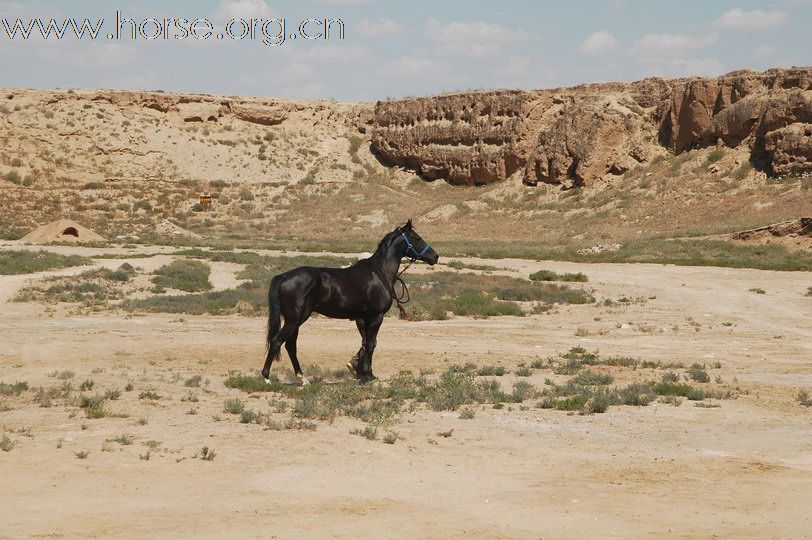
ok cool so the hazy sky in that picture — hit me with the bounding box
[0,0,809,101]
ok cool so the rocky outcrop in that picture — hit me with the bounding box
[227,103,288,126]
[370,91,528,185]
[524,90,657,186]
[370,67,812,185]
[765,123,812,176]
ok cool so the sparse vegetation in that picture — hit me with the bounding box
[0,381,28,396]
[514,365,533,377]
[351,426,378,440]
[15,267,134,305]
[476,365,508,376]
[0,251,90,275]
[530,270,588,282]
[458,407,476,419]
[223,398,246,415]
[570,370,613,386]
[200,447,216,461]
[687,363,710,383]
[138,389,161,400]
[111,434,134,446]
[151,259,212,292]
[0,434,16,452]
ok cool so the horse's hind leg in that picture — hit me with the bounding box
[359,314,383,383]
[347,319,366,377]
[262,342,282,383]
[284,326,309,386]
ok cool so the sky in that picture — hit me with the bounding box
[0,0,810,101]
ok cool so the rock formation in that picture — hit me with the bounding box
[370,67,812,185]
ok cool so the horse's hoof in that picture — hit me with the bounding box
[346,362,357,376]
[264,378,271,385]
[296,374,310,387]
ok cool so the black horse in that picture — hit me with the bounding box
[262,220,438,384]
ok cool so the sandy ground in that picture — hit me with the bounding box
[1,244,811,539]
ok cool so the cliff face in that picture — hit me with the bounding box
[371,67,812,186]
[370,91,529,185]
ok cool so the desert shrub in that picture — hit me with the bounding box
[82,181,105,190]
[704,148,725,166]
[511,381,537,402]
[223,398,246,414]
[0,251,91,275]
[402,272,593,320]
[514,365,533,377]
[0,381,28,395]
[732,161,754,180]
[133,199,153,212]
[0,435,16,452]
[151,259,212,292]
[5,170,21,184]
[529,270,588,282]
[687,363,710,383]
[476,365,508,376]
[124,283,263,315]
[570,370,613,386]
[653,381,705,400]
[14,267,133,304]
[613,383,656,406]
[347,135,363,160]
[447,290,522,318]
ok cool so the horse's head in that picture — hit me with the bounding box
[398,219,439,265]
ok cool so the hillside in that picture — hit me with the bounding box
[1,68,810,247]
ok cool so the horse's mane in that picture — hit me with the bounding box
[355,228,400,269]
[374,229,400,254]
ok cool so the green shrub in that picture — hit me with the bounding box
[0,251,90,275]
[476,365,508,376]
[151,260,212,292]
[732,161,754,180]
[704,148,725,166]
[570,370,613,386]
[687,363,710,383]
[653,382,705,401]
[5,170,21,184]
[529,270,588,282]
[0,381,28,395]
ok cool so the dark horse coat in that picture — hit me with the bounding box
[262,220,438,384]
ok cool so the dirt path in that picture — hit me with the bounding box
[1,247,810,538]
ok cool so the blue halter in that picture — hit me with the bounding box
[400,229,430,260]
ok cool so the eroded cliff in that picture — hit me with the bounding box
[370,67,812,186]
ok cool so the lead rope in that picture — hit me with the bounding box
[392,259,414,319]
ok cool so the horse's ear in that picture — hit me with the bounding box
[405,218,413,230]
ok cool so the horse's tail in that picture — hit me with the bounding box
[266,275,282,354]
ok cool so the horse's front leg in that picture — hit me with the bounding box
[347,319,366,377]
[359,314,384,383]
